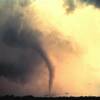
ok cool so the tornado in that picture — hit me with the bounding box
[16,19,54,95]
[19,29,54,95]
[35,47,54,95]
[20,28,54,95]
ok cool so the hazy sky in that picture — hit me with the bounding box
[0,0,100,96]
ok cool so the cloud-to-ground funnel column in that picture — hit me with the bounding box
[18,29,55,95]
[36,47,54,95]
[15,25,54,95]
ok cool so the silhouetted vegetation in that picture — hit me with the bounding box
[0,95,100,100]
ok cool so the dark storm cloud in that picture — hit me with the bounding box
[0,46,44,82]
[0,8,41,83]
[0,1,54,94]
[63,0,100,13]
[80,0,100,8]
